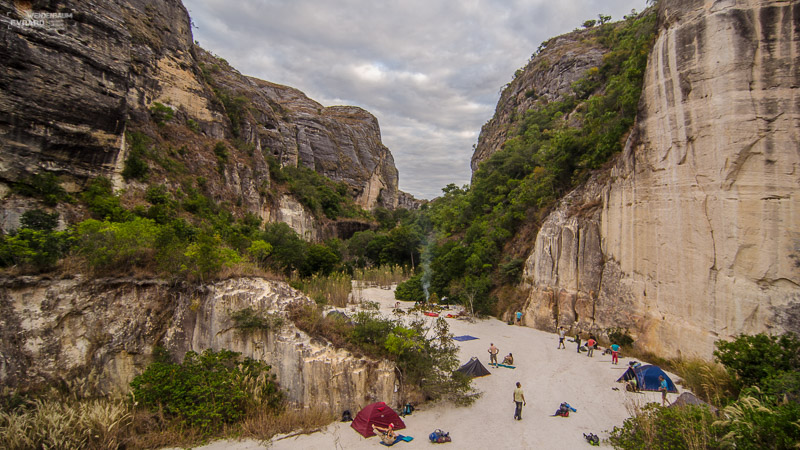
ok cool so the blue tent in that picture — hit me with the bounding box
[616,364,678,393]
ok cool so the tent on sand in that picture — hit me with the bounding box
[456,357,491,378]
[350,402,406,437]
[616,364,678,393]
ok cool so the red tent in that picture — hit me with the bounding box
[350,402,406,437]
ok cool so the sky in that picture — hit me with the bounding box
[183,0,648,200]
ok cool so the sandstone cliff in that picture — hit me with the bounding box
[517,0,800,358]
[0,0,408,237]
[471,26,608,173]
[0,276,397,414]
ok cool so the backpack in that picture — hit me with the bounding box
[341,410,352,422]
[584,433,600,446]
[429,429,451,443]
[555,402,570,417]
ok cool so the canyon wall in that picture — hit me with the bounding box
[517,0,800,357]
[0,0,406,231]
[0,276,397,414]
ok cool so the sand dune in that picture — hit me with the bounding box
[191,286,680,450]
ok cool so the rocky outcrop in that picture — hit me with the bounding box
[0,0,406,225]
[0,276,397,414]
[199,51,402,210]
[471,27,608,173]
[521,0,800,358]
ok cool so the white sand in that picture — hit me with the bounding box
[189,286,680,450]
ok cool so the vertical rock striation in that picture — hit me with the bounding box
[520,0,800,358]
[0,276,397,414]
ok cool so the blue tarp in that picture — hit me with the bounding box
[453,335,479,341]
[617,364,678,393]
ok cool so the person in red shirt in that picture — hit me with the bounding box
[587,337,597,357]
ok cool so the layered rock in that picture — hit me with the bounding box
[0,276,397,414]
[0,0,407,229]
[471,27,608,173]
[521,0,800,358]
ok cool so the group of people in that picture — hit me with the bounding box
[557,326,620,364]
[488,343,513,367]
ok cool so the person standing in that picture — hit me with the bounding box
[611,343,620,364]
[515,311,522,325]
[659,375,671,406]
[587,336,596,357]
[488,343,499,367]
[557,326,567,349]
[513,382,526,420]
[575,333,582,353]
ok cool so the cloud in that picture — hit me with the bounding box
[184,0,648,199]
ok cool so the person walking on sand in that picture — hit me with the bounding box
[659,375,671,406]
[587,336,596,357]
[557,326,567,349]
[611,343,620,364]
[488,343,499,367]
[513,382,526,420]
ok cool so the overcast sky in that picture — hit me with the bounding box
[183,0,648,199]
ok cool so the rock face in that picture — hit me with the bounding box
[520,0,800,358]
[471,27,608,173]
[0,276,397,414]
[0,0,406,223]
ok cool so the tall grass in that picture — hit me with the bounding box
[672,358,738,406]
[352,265,410,287]
[0,396,132,450]
[290,272,352,307]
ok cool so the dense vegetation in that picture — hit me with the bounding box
[397,9,658,315]
[610,333,800,449]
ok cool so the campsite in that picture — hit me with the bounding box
[189,285,683,449]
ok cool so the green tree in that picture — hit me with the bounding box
[714,333,800,388]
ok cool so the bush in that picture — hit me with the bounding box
[20,209,59,232]
[149,102,174,126]
[395,273,424,302]
[230,308,283,332]
[714,333,800,388]
[82,177,131,222]
[12,172,70,206]
[716,390,800,449]
[0,228,71,270]
[74,218,160,272]
[130,348,283,433]
[123,132,150,181]
[609,402,723,450]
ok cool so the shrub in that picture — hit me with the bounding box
[12,172,70,206]
[714,333,800,388]
[180,231,242,281]
[290,272,352,307]
[130,348,283,433]
[609,402,723,450]
[20,209,59,232]
[186,118,200,133]
[149,102,174,126]
[395,273,424,302]
[82,177,131,222]
[123,132,150,181]
[606,327,635,348]
[715,390,800,449]
[0,228,71,270]
[74,218,160,272]
[230,308,283,332]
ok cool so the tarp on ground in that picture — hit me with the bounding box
[616,364,678,393]
[350,402,406,437]
[453,335,479,341]
[456,357,491,378]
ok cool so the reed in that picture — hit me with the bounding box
[291,272,353,307]
[352,265,410,287]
